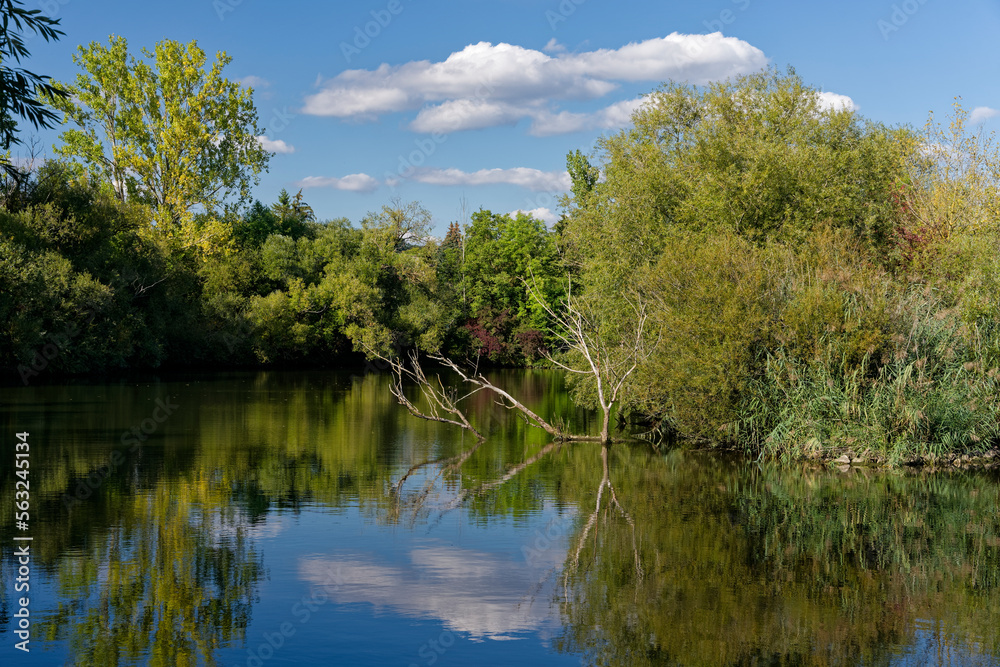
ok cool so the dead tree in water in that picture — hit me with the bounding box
[528,278,653,444]
[379,349,601,442]
[384,349,485,440]
[376,277,652,444]
[563,443,643,600]
[373,304,648,582]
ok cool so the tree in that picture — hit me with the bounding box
[50,36,270,253]
[0,0,67,178]
[436,221,463,288]
[269,187,315,239]
[530,280,652,443]
[564,67,907,292]
[460,209,565,363]
[565,148,599,209]
[378,350,601,442]
[374,274,650,444]
[893,99,1000,262]
[361,197,432,252]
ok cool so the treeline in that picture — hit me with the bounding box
[0,33,569,382]
[0,169,567,380]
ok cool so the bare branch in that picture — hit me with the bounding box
[564,445,643,589]
[524,271,655,443]
[375,349,485,440]
[445,441,563,509]
[428,353,600,441]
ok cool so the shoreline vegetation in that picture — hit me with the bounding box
[3,33,1000,467]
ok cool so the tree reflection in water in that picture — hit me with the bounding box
[39,478,264,667]
[554,446,1000,667]
[5,371,998,666]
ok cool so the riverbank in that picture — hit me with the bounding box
[816,447,1000,470]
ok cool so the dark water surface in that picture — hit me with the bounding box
[2,370,1000,666]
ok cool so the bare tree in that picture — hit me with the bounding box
[384,349,485,440]
[377,349,601,441]
[529,278,653,443]
[374,276,652,445]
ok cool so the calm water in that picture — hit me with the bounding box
[2,369,1000,666]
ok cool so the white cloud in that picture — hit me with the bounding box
[412,96,648,136]
[543,38,566,54]
[238,75,270,89]
[528,96,647,136]
[510,207,560,226]
[816,91,858,112]
[303,34,767,133]
[296,173,381,193]
[406,167,571,192]
[256,135,295,154]
[296,167,572,194]
[410,99,526,133]
[970,106,1000,125]
[565,32,765,83]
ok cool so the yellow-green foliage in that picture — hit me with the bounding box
[633,228,889,439]
[565,67,909,297]
[777,228,895,376]
[628,225,1000,459]
[945,234,1000,368]
[563,77,1000,460]
[634,230,784,438]
[900,101,1000,241]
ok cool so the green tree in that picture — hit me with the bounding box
[50,36,270,254]
[566,67,908,292]
[564,148,598,210]
[233,200,281,249]
[361,197,432,252]
[460,209,565,363]
[269,188,315,239]
[0,0,67,178]
[437,221,464,288]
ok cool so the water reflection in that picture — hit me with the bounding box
[556,446,1000,666]
[0,371,999,665]
[49,487,264,666]
[300,541,564,640]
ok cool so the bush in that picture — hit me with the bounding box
[628,225,1000,460]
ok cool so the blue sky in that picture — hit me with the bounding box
[15,0,1000,235]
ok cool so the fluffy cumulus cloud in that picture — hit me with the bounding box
[410,99,526,133]
[406,167,571,192]
[816,91,858,112]
[304,34,767,134]
[970,106,1000,125]
[256,135,295,154]
[510,207,559,226]
[296,173,381,193]
[529,97,647,136]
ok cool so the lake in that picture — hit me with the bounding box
[2,369,1000,666]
